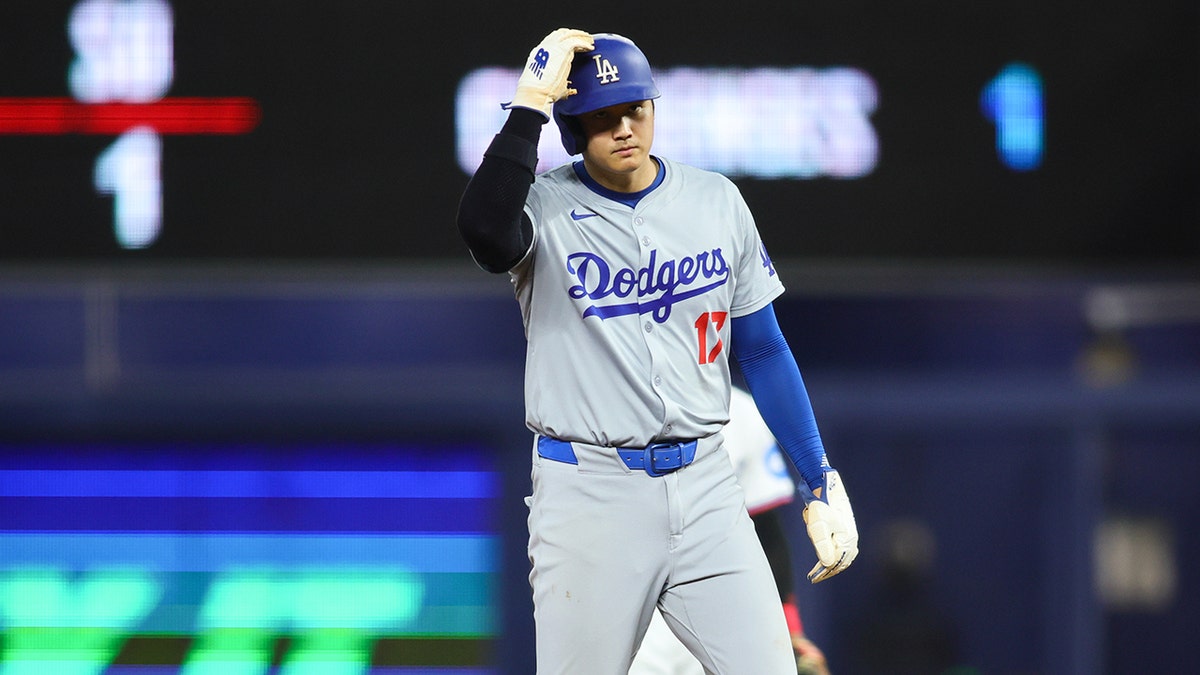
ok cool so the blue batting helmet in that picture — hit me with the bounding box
[553,33,661,155]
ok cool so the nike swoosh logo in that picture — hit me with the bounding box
[570,209,599,221]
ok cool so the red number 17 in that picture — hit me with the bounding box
[693,311,728,365]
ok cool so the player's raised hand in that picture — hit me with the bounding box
[800,469,858,583]
[506,28,594,119]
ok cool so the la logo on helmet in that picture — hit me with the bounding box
[592,54,620,84]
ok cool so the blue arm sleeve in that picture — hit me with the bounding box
[730,304,831,492]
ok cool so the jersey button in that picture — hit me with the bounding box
[634,217,644,226]
[644,322,653,333]
[641,235,652,247]
[654,376,663,387]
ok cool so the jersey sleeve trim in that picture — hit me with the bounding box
[730,284,784,319]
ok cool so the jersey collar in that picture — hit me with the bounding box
[572,157,665,209]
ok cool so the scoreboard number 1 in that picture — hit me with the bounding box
[93,126,162,248]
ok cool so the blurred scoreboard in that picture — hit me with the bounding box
[0,0,1195,262]
[0,441,501,673]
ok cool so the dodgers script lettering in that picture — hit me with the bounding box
[566,248,729,322]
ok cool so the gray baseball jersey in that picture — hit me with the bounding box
[512,157,784,446]
[516,157,797,672]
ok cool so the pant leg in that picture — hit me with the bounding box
[628,608,705,675]
[656,447,796,674]
[526,448,671,675]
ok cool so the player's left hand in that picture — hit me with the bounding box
[801,469,858,583]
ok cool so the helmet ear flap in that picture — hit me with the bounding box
[554,109,586,156]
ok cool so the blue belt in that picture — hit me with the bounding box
[537,436,699,477]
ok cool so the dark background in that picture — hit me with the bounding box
[0,1,1196,262]
[1,2,1198,674]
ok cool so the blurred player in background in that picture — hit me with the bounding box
[630,387,831,675]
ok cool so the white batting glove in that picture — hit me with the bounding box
[800,469,859,583]
[505,28,594,119]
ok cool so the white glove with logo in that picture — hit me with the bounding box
[801,469,859,583]
[505,28,594,119]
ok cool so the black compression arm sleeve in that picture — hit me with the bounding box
[752,508,795,601]
[455,108,545,273]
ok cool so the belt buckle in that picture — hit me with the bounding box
[642,441,682,478]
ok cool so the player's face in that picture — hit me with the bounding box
[578,100,656,192]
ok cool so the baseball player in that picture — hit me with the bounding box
[630,386,831,675]
[456,29,858,674]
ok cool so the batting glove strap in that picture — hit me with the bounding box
[504,28,594,119]
[801,469,859,583]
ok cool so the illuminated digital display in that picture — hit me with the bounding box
[0,442,502,674]
[1,1,259,249]
[0,2,1194,261]
[456,66,880,178]
[981,63,1044,172]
